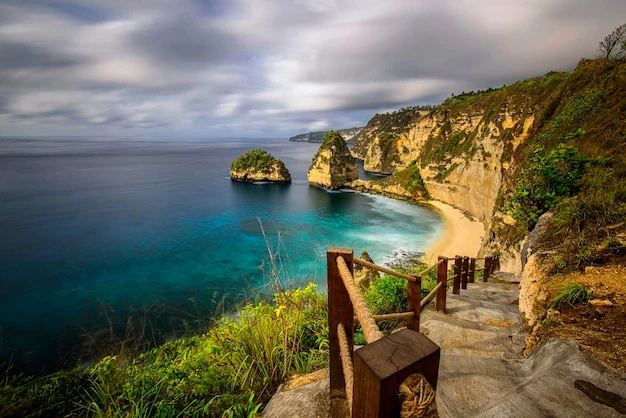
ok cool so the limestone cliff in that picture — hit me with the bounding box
[230,149,291,183]
[307,131,358,189]
[352,59,626,325]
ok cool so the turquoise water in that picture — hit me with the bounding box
[0,137,443,373]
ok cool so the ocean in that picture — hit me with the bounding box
[0,137,443,374]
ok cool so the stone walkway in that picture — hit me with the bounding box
[263,272,626,417]
[421,272,626,418]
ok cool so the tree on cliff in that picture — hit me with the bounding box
[597,23,626,60]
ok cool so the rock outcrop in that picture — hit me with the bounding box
[230,149,291,183]
[307,131,358,189]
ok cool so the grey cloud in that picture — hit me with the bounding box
[1,0,626,137]
[0,42,81,70]
[129,16,242,68]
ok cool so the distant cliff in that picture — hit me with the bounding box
[289,127,363,143]
[230,149,291,183]
[307,131,358,189]
[349,59,626,322]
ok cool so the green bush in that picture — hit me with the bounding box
[230,149,288,177]
[506,144,594,231]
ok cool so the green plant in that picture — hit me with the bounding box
[230,149,289,177]
[506,144,593,230]
[548,283,592,310]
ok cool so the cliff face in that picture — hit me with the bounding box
[353,92,538,227]
[289,127,363,143]
[351,107,431,173]
[351,59,626,325]
[230,149,291,183]
[308,131,358,189]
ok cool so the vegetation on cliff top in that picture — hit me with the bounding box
[230,149,290,178]
[317,130,349,153]
[0,284,328,417]
[497,58,626,269]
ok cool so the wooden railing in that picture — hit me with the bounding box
[327,248,499,417]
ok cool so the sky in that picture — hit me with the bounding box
[0,0,625,139]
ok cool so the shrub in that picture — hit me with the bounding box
[506,144,594,231]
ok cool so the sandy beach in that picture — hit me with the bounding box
[423,200,485,265]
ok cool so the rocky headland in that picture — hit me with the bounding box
[230,149,291,184]
[307,131,358,190]
[289,127,363,143]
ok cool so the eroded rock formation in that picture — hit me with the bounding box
[230,149,291,183]
[307,131,358,189]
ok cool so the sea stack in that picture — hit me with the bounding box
[230,149,291,183]
[307,130,358,190]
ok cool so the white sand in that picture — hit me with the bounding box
[423,200,485,265]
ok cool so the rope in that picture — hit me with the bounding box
[399,373,436,417]
[354,311,415,322]
[337,323,354,413]
[419,258,445,277]
[420,282,443,308]
[353,257,418,282]
[337,256,384,343]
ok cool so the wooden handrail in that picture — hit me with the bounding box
[355,311,415,322]
[328,248,499,417]
[420,258,445,277]
[421,282,443,308]
[337,255,384,343]
[353,257,418,282]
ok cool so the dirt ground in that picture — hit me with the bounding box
[525,261,626,373]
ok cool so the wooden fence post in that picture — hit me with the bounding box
[461,256,469,290]
[469,258,476,283]
[352,329,440,418]
[327,248,354,416]
[436,257,447,313]
[407,274,421,331]
[453,256,462,295]
[484,257,491,282]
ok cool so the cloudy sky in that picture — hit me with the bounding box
[0,0,624,139]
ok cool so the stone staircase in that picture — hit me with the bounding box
[264,272,626,417]
[420,272,626,418]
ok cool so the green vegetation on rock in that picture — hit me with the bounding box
[381,160,429,198]
[230,149,291,183]
[231,149,289,174]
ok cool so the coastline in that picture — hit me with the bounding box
[423,200,485,265]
